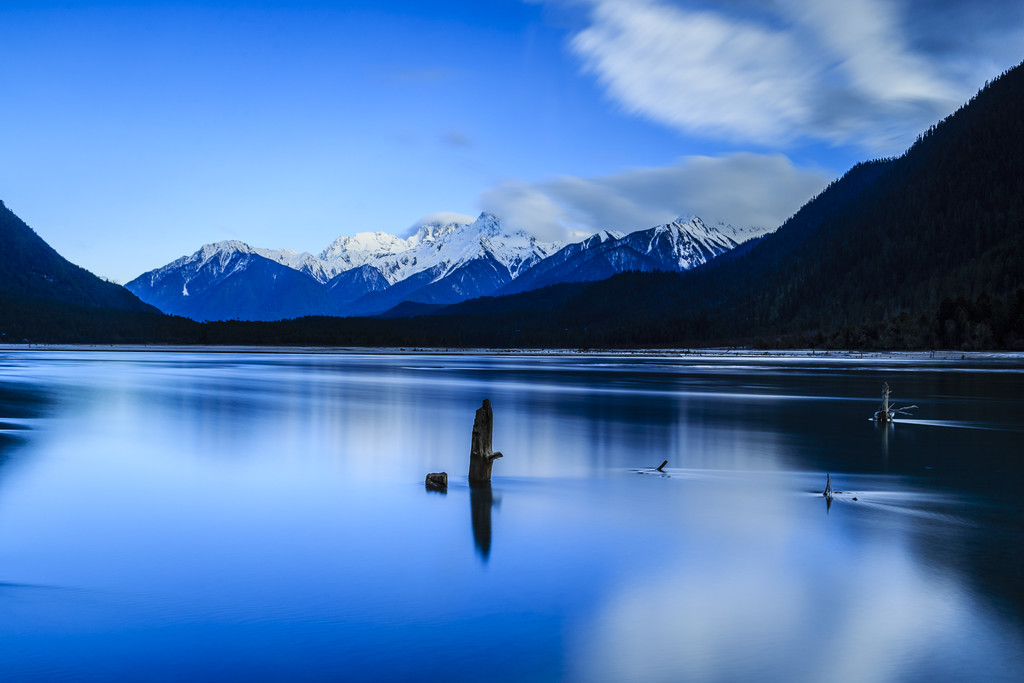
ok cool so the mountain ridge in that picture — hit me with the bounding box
[127,212,745,321]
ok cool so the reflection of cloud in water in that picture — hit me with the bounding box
[569,538,1018,682]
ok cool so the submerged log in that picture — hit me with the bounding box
[425,472,448,492]
[656,460,668,472]
[468,399,503,485]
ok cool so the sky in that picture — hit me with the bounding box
[1,0,1022,283]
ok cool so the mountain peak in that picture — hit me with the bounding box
[199,239,251,253]
[470,212,503,237]
[319,231,410,263]
[193,240,255,265]
[411,216,470,245]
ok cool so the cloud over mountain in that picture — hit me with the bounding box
[480,153,830,237]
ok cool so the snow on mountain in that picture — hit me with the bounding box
[309,212,549,288]
[252,247,337,283]
[635,215,737,270]
[148,213,562,293]
[126,211,740,321]
[319,230,418,277]
[125,240,335,321]
[497,216,736,297]
[498,229,626,296]
[134,239,258,293]
[337,213,565,314]
[126,213,567,319]
[706,220,773,244]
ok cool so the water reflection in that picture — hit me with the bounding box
[876,420,891,461]
[0,350,1020,681]
[470,483,496,561]
[0,384,48,464]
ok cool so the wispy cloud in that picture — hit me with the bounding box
[480,153,830,240]
[572,1,813,143]
[553,0,1023,152]
[441,129,473,148]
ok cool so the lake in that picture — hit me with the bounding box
[0,348,1021,681]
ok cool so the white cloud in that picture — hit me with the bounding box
[478,182,573,242]
[789,0,952,103]
[479,153,830,239]
[572,1,813,143]
[554,0,1023,153]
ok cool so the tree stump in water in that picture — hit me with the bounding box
[468,399,503,485]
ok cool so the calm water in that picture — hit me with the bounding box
[0,349,1021,682]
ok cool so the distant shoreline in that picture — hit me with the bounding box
[1,344,1022,363]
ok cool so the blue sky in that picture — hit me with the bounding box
[1,0,1021,283]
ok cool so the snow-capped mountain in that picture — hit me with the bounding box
[498,216,737,296]
[125,241,338,321]
[623,215,738,269]
[319,230,427,280]
[127,213,565,321]
[498,230,625,296]
[339,212,563,314]
[127,212,744,322]
[252,246,340,284]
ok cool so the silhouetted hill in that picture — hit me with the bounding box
[0,200,157,313]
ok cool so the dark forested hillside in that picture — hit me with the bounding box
[0,200,157,314]
[416,60,1024,349]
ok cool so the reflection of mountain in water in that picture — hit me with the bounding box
[0,384,47,463]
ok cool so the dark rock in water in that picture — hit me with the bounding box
[468,399,503,485]
[425,472,448,492]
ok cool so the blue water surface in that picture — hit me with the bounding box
[0,349,1021,682]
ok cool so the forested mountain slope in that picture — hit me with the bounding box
[425,61,1024,349]
[0,200,157,313]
